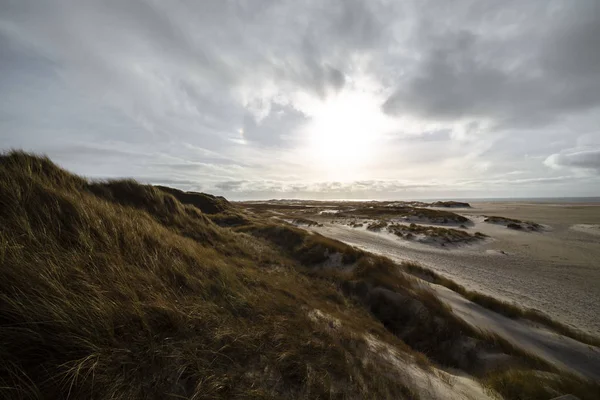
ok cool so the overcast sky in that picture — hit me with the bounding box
[1,0,599,199]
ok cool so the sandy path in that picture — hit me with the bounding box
[309,223,600,381]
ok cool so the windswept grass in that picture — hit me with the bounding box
[387,223,485,245]
[484,216,542,231]
[237,222,364,267]
[366,220,388,231]
[290,217,322,227]
[0,151,418,399]
[1,151,596,400]
[338,206,469,223]
[484,369,600,400]
[402,261,600,347]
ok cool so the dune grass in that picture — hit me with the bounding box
[290,217,322,227]
[1,151,597,399]
[366,220,388,231]
[484,369,600,400]
[401,261,600,348]
[484,216,542,231]
[387,223,485,244]
[337,206,469,223]
[0,151,419,399]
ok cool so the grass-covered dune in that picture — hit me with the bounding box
[484,216,543,231]
[387,223,486,245]
[1,152,598,399]
[337,206,470,224]
[0,152,415,399]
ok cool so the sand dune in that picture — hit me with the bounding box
[310,223,600,380]
[310,201,600,336]
[433,285,600,381]
[306,201,600,381]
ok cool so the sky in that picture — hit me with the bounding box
[1,0,599,200]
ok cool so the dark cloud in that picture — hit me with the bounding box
[545,149,600,173]
[214,180,248,192]
[383,1,600,128]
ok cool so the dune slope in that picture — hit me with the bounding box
[1,152,598,400]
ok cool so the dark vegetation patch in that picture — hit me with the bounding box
[155,185,231,214]
[338,206,469,224]
[290,217,322,227]
[240,201,471,226]
[367,220,388,231]
[387,223,486,245]
[154,185,251,227]
[237,222,363,266]
[484,216,523,224]
[431,201,471,208]
[484,216,542,231]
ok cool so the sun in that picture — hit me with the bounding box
[305,90,392,181]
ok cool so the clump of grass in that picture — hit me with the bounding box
[154,185,231,214]
[484,216,542,231]
[291,217,322,227]
[387,223,485,245]
[367,220,388,231]
[238,222,364,266]
[338,206,469,223]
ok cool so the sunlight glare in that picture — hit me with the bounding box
[306,90,393,181]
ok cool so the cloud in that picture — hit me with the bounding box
[211,179,435,194]
[382,1,600,129]
[242,103,308,147]
[1,0,600,198]
[545,149,600,173]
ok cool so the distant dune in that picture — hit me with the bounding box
[570,223,600,236]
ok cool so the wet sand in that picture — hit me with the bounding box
[311,201,600,336]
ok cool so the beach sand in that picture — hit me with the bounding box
[311,201,600,336]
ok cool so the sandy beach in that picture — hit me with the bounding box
[310,201,600,336]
